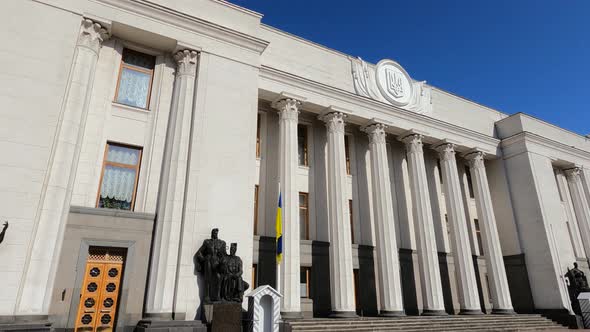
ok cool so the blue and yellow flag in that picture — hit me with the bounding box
[276,191,283,264]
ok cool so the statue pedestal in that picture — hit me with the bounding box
[577,292,590,328]
[203,303,242,332]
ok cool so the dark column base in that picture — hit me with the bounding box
[379,310,405,317]
[329,311,358,318]
[281,311,303,320]
[491,308,516,315]
[459,309,483,315]
[136,319,207,332]
[421,309,448,316]
[0,323,52,332]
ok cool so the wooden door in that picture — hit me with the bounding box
[74,247,126,332]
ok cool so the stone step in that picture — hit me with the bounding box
[289,318,559,328]
[290,322,562,331]
[285,315,567,332]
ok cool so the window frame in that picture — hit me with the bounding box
[299,192,310,240]
[254,185,259,235]
[114,48,156,110]
[300,266,311,298]
[297,125,309,167]
[256,113,261,158]
[474,218,484,255]
[345,135,352,175]
[96,142,143,211]
[252,264,258,289]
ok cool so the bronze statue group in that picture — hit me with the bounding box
[195,228,249,304]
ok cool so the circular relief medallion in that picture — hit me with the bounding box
[84,298,95,308]
[89,267,100,277]
[87,282,98,292]
[101,314,112,325]
[375,59,413,106]
[81,314,92,325]
[103,298,114,308]
[106,283,116,292]
[108,268,118,278]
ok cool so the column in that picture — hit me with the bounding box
[400,134,446,315]
[465,151,514,314]
[321,112,357,318]
[146,49,198,315]
[435,143,481,314]
[16,19,109,314]
[273,97,302,318]
[362,123,405,316]
[565,167,590,259]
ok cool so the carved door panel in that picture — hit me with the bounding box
[74,247,125,332]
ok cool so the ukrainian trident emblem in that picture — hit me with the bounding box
[386,69,405,98]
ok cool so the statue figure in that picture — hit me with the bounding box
[220,243,249,302]
[565,262,590,315]
[195,228,227,303]
[0,222,8,245]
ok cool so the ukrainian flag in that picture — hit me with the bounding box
[276,191,283,264]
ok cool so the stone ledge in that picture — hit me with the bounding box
[70,205,155,220]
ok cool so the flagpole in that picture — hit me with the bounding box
[276,181,282,295]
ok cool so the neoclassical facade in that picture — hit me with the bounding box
[1,0,590,330]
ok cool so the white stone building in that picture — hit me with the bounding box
[1,0,589,330]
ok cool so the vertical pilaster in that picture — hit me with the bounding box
[565,167,590,259]
[17,19,109,314]
[273,97,302,318]
[147,49,198,315]
[321,112,357,318]
[435,144,481,314]
[400,134,446,315]
[465,151,514,314]
[362,123,405,316]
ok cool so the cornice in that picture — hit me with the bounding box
[91,0,269,54]
[260,65,500,155]
[501,131,590,164]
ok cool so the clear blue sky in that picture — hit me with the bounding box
[231,0,590,135]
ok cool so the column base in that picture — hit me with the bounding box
[281,311,303,320]
[491,308,516,315]
[329,311,358,318]
[421,309,448,316]
[379,310,405,317]
[459,309,483,315]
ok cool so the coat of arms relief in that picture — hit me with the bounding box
[350,57,432,114]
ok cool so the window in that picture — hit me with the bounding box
[300,267,311,298]
[115,48,156,109]
[465,166,474,198]
[298,125,308,166]
[474,219,484,255]
[349,199,355,243]
[299,192,309,240]
[345,135,352,175]
[254,185,259,235]
[445,214,451,238]
[97,143,142,210]
[252,264,258,289]
[256,114,261,158]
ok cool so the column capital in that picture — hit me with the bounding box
[362,122,387,144]
[400,134,423,154]
[465,151,486,170]
[565,167,582,180]
[273,98,301,122]
[78,19,109,54]
[434,143,456,162]
[320,112,347,134]
[174,49,198,76]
